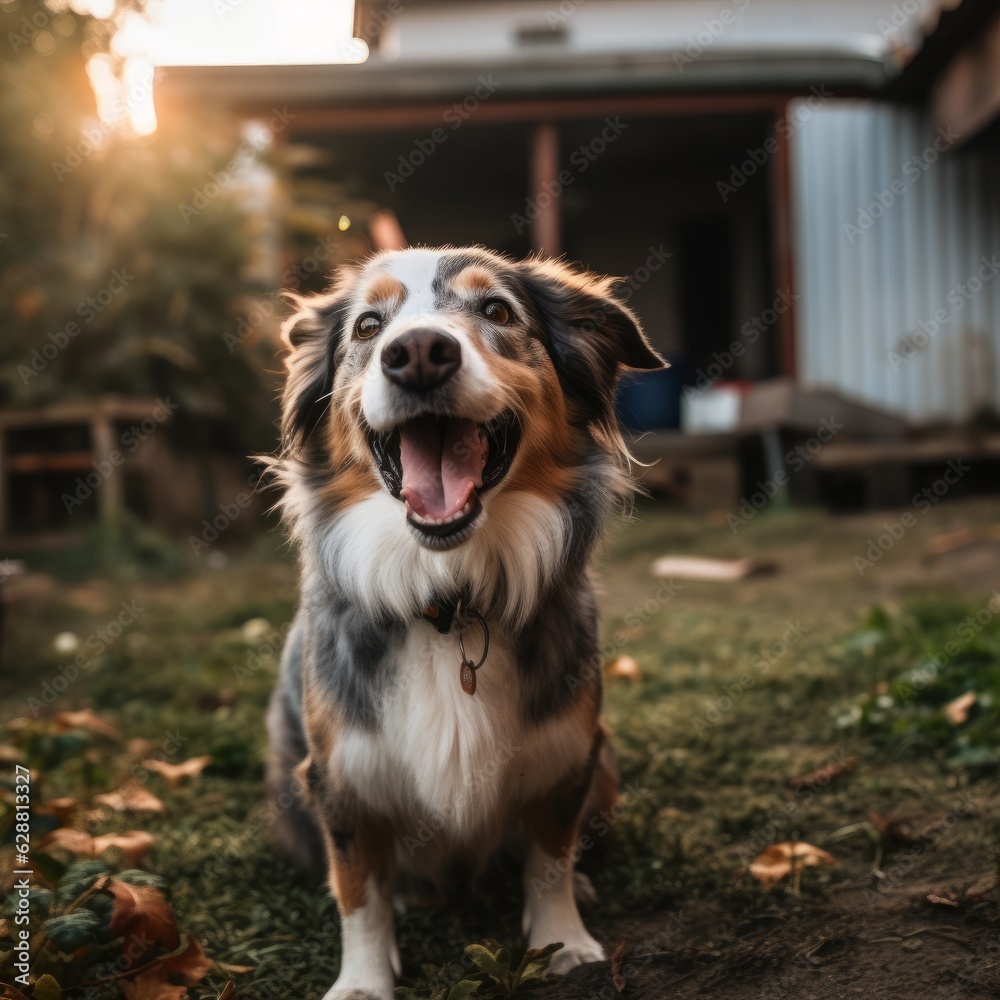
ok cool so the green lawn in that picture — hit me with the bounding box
[2,498,998,999]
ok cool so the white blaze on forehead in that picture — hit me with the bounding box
[358,249,502,432]
[376,248,451,317]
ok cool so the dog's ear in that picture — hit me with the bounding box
[279,284,352,456]
[515,259,665,430]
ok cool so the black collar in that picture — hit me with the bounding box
[420,596,460,634]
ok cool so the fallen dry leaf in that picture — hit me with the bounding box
[126,738,158,761]
[142,756,213,790]
[926,892,960,907]
[162,935,214,985]
[869,809,956,846]
[943,691,977,725]
[54,709,121,741]
[120,972,187,1000]
[105,878,212,997]
[609,939,629,992]
[749,842,836,890]
[39,797,80,825]
[94,782,166,815]
[41,828,154,865]
[788,756,860,792]
[215,962,254,975]
[964,872,997,902]
[605,655,641,682]
[107,878,181,952]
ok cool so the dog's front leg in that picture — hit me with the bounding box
[301,761,399,1000]
[522,764,604,974]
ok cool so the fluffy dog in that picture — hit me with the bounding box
[266,247,663,999]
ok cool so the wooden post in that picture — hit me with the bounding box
[0,429,6,539]
[530,121,561,257]
[771,101,798,378]
[90,415,122,522]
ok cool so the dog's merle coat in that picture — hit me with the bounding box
[266,247,662,1000]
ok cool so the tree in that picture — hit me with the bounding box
[0,0,277,458]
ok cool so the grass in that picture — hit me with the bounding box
[2,497,999,999]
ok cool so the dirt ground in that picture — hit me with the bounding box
[2,495,999,999]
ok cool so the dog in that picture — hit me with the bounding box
[266,246,664,999]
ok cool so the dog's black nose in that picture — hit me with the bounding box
[381,329,462,391]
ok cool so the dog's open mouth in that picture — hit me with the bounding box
[367,411,521,548]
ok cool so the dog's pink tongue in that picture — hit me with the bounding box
[399,417,487,519]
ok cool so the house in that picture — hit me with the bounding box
[155,0,1000,503]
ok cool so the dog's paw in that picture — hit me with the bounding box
[322,966,395,1000]
[540,932,605,975]
[322,985,393,1000]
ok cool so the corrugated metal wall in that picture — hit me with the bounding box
[789,99,1000,424]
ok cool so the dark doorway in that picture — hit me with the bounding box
[678,217,734,373]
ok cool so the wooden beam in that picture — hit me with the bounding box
[271,92,789,135]
[6,451,94,474]
[530,122,560,257]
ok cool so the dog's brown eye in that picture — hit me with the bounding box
[482,299,511,324]
[355,313,382,339]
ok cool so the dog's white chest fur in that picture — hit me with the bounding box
[335,623,521,849]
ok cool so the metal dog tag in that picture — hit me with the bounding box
[456,606,489,696]
[460,659,477,696]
